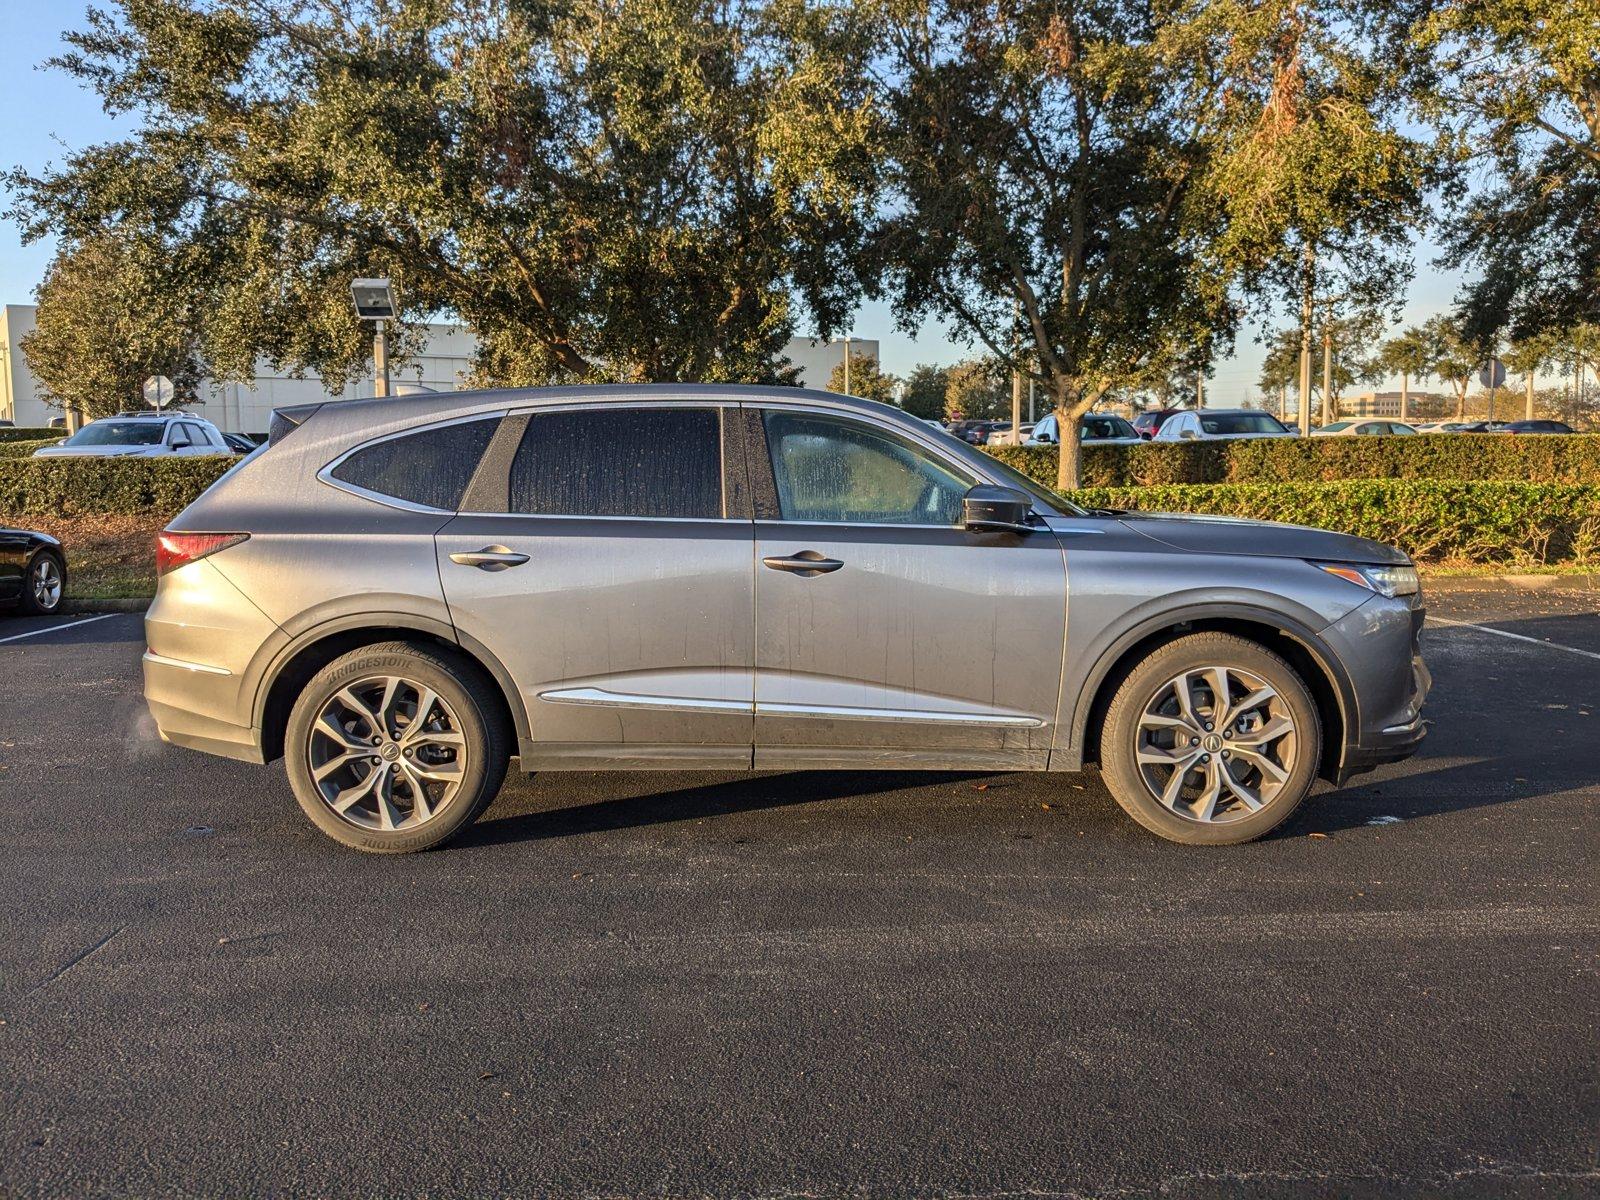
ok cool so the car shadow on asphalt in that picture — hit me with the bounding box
[462,770,999,847]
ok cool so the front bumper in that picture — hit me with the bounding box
[1326,597,1431,781]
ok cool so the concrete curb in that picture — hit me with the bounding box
[64,598,151,614]
[1421,574,1600,594]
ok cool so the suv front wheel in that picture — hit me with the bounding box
[1101,633,1322,845]
[284,641,510,853]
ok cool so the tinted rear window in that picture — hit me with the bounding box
[330,418,499,510]
[509,408,722,518]
[1199,413,1287,435]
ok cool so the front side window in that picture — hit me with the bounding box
[762,410,973,525]
[1083,415,1137,440]
[330,417,500,511]
[509,407,722,518]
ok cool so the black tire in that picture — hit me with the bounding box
[1100,633,1322,846]
[284,640,510,853]
[17,549,65,616]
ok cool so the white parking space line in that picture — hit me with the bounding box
[0,614,117,645]
[1429,616,1600,662]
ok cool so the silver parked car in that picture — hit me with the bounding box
[34,412,232,458]
[144,386,1429,852]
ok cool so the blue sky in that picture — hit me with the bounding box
[1,6,1472,403]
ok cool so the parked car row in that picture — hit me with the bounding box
[938,412,1579,444]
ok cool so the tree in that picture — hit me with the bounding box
[1424,315,1479,421]
[5,0,876,390]
[899,363,950,420]
[1374,325,1433,422]
[1204,1,1433,432]
[21,232,206,420]
[865,0,1263,487]
[1412,0,1600,343]
[1503,332,1559,421]
[943,358,1008,423]
[827,351,896,403]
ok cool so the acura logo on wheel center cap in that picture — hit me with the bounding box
[380,743,400,761]
[1202,734,1223,753]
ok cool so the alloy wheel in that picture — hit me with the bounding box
[306,675,468,831]
[32,557,62,610]
[1134,665,1298,824]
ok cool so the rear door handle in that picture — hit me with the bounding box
[449,546,530,571]
[762,550,844,577]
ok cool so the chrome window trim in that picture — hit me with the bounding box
[456,511,748,524]
[317,410,510,515]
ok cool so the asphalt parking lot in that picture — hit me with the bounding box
[1,591,1597,1198]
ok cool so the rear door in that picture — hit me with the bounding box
[434,402,755,769]
[746,405,1067,770]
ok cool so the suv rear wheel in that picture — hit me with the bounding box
[285,641,510,853]
[1101,633,1321,845]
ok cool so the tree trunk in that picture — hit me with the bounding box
[1321,327,1333,426]
[1399,372,1409,422]
[1454,385,1465,421]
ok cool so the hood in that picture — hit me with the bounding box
[1116,511,1409,566]
[32,445,150,458]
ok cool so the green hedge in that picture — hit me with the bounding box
[1070,480,1600,567]
[0,438,63,459]
[2,454,1596,567]
[0,457,234,517]
[0,426,60,444]
[989,433,1600,487]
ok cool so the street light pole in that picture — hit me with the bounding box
[351,278,399,399]
[374,319,390,398]
[843,336,852,395]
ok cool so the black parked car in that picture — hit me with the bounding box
[1,527,66,616]
[1504,420,1576,435]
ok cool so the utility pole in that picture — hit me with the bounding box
[1010,300,1022,444]
[1297,242,1315,436]
[1195,370,1204,409]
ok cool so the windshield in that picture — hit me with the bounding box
[1083,415,1137,440]
[1199,413,1288,435]
[63,421,167,446]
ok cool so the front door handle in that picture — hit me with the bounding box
[449,546,530,571]
[762,550,844,577]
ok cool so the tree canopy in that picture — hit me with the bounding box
[6,0,878,389]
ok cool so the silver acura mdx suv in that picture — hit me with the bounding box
[144,386,1429,852]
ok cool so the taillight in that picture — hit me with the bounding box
[156,531,249,576]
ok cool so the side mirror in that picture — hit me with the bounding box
[1179,428,1198,440]
[963,484,1035,535]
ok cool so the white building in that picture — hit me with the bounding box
[0,303,879,432]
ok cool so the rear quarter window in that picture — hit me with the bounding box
[329,418,500,511]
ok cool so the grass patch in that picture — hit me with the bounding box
[1,512,165,599]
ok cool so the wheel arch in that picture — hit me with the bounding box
[1067,604,1355,783]
[252,614,527,764]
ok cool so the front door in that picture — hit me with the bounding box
[435,403,754,770]
[748,407,1068,770]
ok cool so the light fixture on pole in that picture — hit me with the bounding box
[350,278,399,398]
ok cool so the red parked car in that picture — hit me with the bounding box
[1131,409,1181,440]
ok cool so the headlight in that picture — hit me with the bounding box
[1315,562,1420,597]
